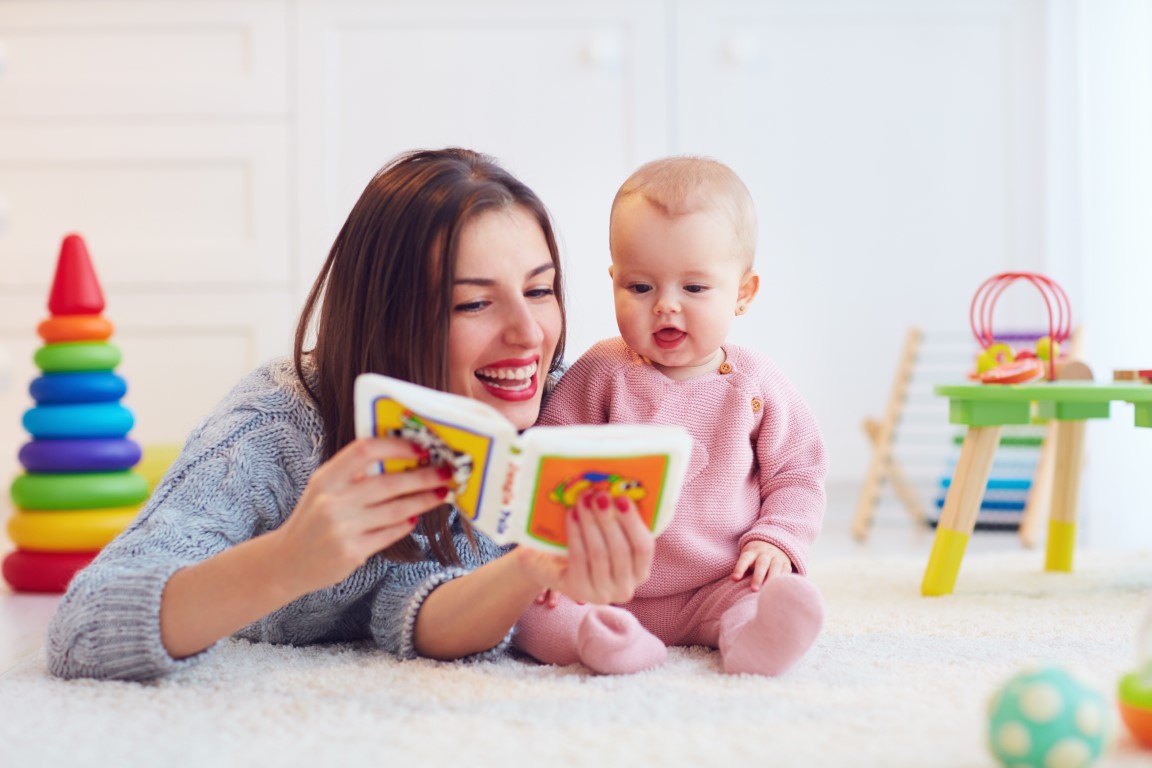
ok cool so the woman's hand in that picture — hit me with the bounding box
[271,437,452,595]
[514,490,655,605]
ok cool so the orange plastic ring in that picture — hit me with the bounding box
[37,314,114,342]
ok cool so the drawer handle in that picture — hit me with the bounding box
[582,35,621,68]
[725,33,760,65]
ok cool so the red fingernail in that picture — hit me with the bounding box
[437,465,453,480]
[435,487,449,500]
[408,516,418,525]
[614,496,630,512]
[571,507,580,522]
[595,493,610,511]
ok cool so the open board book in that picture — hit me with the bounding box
[354,373,692,552]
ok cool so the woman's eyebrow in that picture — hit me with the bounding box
[454,262,555,286]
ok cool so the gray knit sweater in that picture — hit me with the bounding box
[46,357,512,680]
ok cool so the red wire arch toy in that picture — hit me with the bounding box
[970,272,1072,383]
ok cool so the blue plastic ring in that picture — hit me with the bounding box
[22,403,135,439]
[19,438,142,473]
[29,372,127,404]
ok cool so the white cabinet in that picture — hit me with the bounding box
[0,1,296,475]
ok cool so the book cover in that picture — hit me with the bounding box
[354,373,692,552]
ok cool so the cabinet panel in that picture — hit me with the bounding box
[0,1,289,117]
[0,124,291,290]
[0,291,295,482]
[297,0,669,356]
[674,0,1045,481]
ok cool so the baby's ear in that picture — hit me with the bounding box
[737,269,760,310]
[608,265,615,280]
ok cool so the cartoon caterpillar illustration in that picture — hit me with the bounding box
[549,471,646,508]
[387,412,474,491]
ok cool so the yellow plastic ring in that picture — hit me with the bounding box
[7,506,140,552]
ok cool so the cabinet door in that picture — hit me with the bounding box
[0,124,291,290]
[0,1,289,117]
[297,0,669,356]
[674,0,1045,480]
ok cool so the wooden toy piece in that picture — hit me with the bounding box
[1046,417,1087,572]
[852,327,927,540]
[1114,369,1152,384]
[1055,360,1094,381]
[47,233,105,315]
[980,357,1044,384]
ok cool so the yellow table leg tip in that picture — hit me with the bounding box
[921,528,971,596]
[1045,520,1077,572]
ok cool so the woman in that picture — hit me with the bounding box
[47,148,655,680]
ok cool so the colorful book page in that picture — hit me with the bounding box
[371,395,498,522]
[523,453,672,547]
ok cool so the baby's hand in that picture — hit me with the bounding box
[534,588,561,608]
[731,541,793,591]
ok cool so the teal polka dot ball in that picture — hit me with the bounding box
[988,666,1112,768]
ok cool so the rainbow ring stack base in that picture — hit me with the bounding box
[3,234,148,593]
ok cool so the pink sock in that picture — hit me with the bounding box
[718,574,824,676]
[576,606,667,675]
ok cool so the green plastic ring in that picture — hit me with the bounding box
[10,470,149,511]
[34,342,122,373]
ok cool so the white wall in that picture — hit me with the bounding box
[1072,0,1152,549]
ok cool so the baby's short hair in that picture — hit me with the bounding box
[610,156,757,268]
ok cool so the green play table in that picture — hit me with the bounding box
[922,381,1152,596]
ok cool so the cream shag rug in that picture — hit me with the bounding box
[2,550,1151,768]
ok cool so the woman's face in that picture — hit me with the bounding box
[447,206,562,430]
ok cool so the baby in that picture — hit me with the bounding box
[513,156,828,676]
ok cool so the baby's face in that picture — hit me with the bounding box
[609,198,756,380]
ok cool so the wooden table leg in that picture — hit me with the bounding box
[1019,420,1057,548]
[921,425,1002,595]
[1045,419,1087,571]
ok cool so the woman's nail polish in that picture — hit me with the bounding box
[614,496,630,512]
[435,487,449,500]
[408,516,418,525]
[595,493,610,511]
[437,465,453,480]
[571,507,580,522]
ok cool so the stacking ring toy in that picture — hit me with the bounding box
[28,370,126,405]
[29,371,127,404]
[6,507,140,551]
[10,470,149,510]
[37,315,114,343]
[34,341,121,373]
[22,402,135,439]
[19,438,142,473]
[2,550,98,593]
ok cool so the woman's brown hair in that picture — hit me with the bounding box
[293,148,567,564]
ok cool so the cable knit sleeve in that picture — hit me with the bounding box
[737,352,828,575]
[369,519,513,661]
[46,359,324,681]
